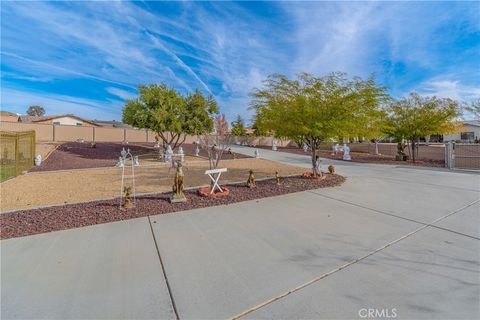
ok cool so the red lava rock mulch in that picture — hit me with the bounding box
[30,142,251,172]
[198,186,231,198]
[0,174,345,240]
[30,142,155,172]
[258,146,444,167]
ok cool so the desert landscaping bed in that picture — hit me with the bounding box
[1,159,305,212]
[258,146,444,167]
[30,142,249,172]
[0,174,345,239]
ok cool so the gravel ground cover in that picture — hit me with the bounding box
[258,146,444,167]
[30,142,155,172]
[36,142,61,159]
[0,174,345,239]
[1,159,305,212]
[30,142,250,172]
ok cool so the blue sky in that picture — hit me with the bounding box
[1,1,479,123]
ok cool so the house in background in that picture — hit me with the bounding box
[0,111,20,122]
[443,120,480,142]
[93,120,132,128]
[19,114,101,127]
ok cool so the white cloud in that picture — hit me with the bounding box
[417,80,480,101]
[1,87,121,120]
[106,87,137,101]
[1,1,478,122]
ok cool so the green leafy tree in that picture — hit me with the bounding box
[251,117,267,137]
[383,92,460,162]
[231,115,247,138]
[122,84,218,149]
[251,72,388,176]
[26,105,45,116]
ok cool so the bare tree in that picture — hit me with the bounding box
[199,114,233,170]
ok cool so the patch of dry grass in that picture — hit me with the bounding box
[1,158,305,212]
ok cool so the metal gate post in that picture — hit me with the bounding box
[444,143,448,168]
[451,141,455,169]
[446,141,455,170]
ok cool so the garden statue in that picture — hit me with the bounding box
[254,148,260,158]
[328,165,335,174]
[303,143,308,153]
[34,154,42,166]
[247,170,256,188]
[333,143,341,155]
[116,156,125,167]
[120,147,127,160]
[395,141,408,161]
[171,160,187,203]
[178,146,185,162]
[133,156,140,167]
[165,144,173,163]
[123,186,134,208]
[194,145,200,157]
[343,143,351,161]
[154,135,160,146]
[275,171,281,185]
[272,140,277,151]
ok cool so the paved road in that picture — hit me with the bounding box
[2,147,479,319]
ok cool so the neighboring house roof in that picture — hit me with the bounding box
[462,120,480,127]
[0,110,19,117]
[19,115,52,122]
[93,120,133,128]
[19,114,101,126]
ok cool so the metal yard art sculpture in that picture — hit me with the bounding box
[119,147,136,209]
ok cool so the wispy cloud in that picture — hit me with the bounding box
[2,87,122,120]
[1,1,478,122]
[418,79,480,101]
[106,87,137,101]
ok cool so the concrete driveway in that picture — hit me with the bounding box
[2,147,479,319]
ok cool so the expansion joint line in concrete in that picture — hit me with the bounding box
[307,191,480,241]
[229,199,480,320]
[147,216,180,320]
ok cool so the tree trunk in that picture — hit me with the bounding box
[415,138,420,159]
[310,139,322,177]
[411,140,416,162]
